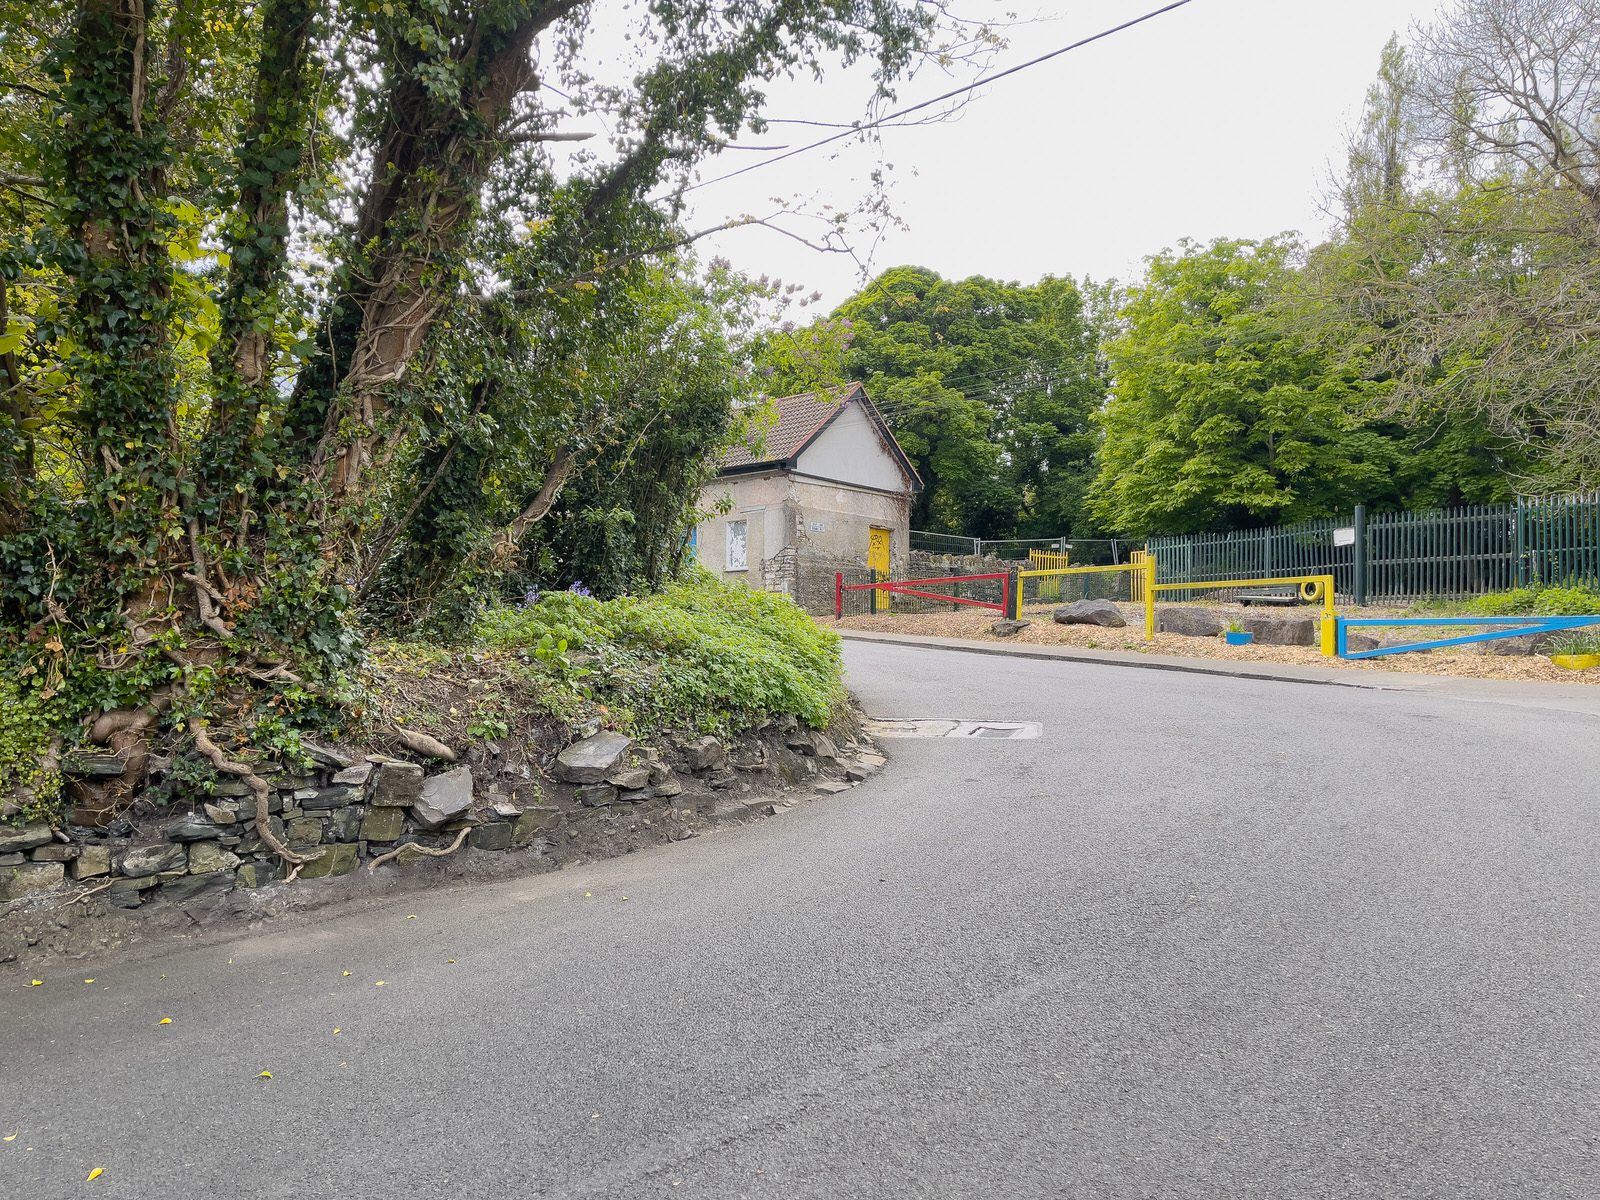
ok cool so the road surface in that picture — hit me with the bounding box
[3,641,1597,1198]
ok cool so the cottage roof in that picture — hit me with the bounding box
[718,382,921,491]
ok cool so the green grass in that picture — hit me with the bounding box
[472,570,846,735]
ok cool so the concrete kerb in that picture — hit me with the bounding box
[835,627,1600,718]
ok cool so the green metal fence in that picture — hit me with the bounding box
[1146,494,1600,604]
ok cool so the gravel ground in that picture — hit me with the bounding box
[831,600,1600,686]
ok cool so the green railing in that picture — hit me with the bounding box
[1146,493,1600,603]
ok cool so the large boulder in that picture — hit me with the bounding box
[1053,600,1126,628]
[554,732,632,783]
[413,766,475,828]
[1238,613,1318,647]
[1157,607,1225,639]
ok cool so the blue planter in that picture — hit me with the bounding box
[1224,631,1255,646]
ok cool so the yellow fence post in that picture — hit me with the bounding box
[1144,556,1156,641]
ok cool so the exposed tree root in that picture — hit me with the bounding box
[367,826,469,874]
[390,724,457,761]
[189,717,317,878]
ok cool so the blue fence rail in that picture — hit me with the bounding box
[1336,614,1600,659]
[1146,493,1600,604]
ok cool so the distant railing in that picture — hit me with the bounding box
[1145,493,1600,604]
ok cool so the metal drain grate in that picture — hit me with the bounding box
[864,718,1042,741]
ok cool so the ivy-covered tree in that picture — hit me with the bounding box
[0,0,985,849]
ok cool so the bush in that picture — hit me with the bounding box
[472,571,845,734]
[1468,583,1600,616]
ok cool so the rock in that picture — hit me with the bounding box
[285,817,323,848]
[576,784,618,807]
[1475,632,1558,656]
[1,861,65,900]
[607,766,650,791]
[301,742,355,769]
[163,870,234,903]
[325,809,362,842]
[60,752,128,779]
[511,807,562,844]
[412,766,475,829]
[300,786,357,811]
[490,799,522,820]
[1238,613,1317,647]
[372,761,425,807]
[652,778,684,800]
[72,845,112,880]
[990,619,1032,637]
[1157,606,1226,639]
[1053,599,1126,628]
[555,732,632,783]
[468,823,512,851]
[0,852,22,867]
[117,843,188,878]
[845,765,872,782]
[361,806,406,842]
[206,779,257,798]
[618,789,651,803]
[188,842,241,874]
[683,735,726,772]
[30,844,78,862]
[168,816,223,842]
[786,729,838,761]
[333,763,375,787]
[814,781,853,795]
[235,862,278,889]
[297,844,358,880]
[107,879,156,908]
[203,802,239,825]
[0,823,53,854]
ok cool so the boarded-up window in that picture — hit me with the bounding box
[726,519,747,570]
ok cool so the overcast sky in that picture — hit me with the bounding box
[664,0,1447,306]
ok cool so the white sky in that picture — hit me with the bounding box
[664,0,1447,305]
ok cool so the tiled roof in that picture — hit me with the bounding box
[718,382,865,470]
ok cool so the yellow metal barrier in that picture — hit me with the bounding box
[1128,550,1151,601]
[1027,550,1071,600]
[1150,574,1338,656]
[1016,561,1157,641]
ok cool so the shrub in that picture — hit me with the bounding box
[472,570,844,733]
[1469,583,1600,616]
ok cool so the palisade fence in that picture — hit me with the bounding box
[1146,494,1600,605]
[909,531,1136,566]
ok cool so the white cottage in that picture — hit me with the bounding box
[694,383,921,611]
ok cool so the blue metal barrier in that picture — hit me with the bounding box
[1336,614,1600,659]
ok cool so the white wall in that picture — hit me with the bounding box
[795,401,907,493]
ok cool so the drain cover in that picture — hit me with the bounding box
[864,718,1041,741]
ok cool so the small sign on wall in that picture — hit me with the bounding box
[1333,527,1356,547]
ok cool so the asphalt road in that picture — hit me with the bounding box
[3,641,1598,1199]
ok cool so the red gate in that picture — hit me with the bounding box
[835,572,1010,618]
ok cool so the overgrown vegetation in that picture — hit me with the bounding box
[1467,584,1600,617]
[473,572,846,734]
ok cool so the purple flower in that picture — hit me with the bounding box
[521,586,541,608]
[567,581,593,598]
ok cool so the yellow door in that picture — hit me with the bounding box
[868,527,892,611]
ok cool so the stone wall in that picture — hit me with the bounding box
[0,716,883,945]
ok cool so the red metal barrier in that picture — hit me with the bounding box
[834,572,1009,619]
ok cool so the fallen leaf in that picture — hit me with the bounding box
[341,971,352,977]
[87,1168,104,1181]
[621,896,629,901]
[446,959,456,964]
[332,1028,341,1035]
[374,981,385,987]
[27,980,42,987]
[83,979,94,984]
[584,891,592,898]
[406,915,416,920]
[2,1133,16,1142]
[257,1071,272,1079]
[158,1018,171,1025]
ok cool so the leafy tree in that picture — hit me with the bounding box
[1089,238,1397,536]
[0,0,982,837]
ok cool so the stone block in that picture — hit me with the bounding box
[324,809,360,842]
[652,778,684,799]
[188,842,241,875]
[360,806,407,842]
[235,862,278,889]
[1238,613,1317,647]
[72,845,112,880]
[607,766,650,791]
[1157,606,1225,639]
[576,784,618,807]
[0,823,53,854]
[163,870,235,903]
[372,761,426,807]
[990,619,1031,637]
[683,736,726,771]
[1,861,65,900]
[413,766,475,828]
[203,802,239,825]
[297,844,358,880]
[468,823,512,851]
[117,843,188,878]
[511,807,562,844]
[286,817,323,848]
[333,763,375,787]
[107,879,155,909]
[31,844,78,862]
[301,786,357,811]
[0,852,23,867]
[555,732,632,783]
[168,816,223,842]
[1053,599,1126,628]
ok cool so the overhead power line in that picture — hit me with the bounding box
[680,0,1201,196]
